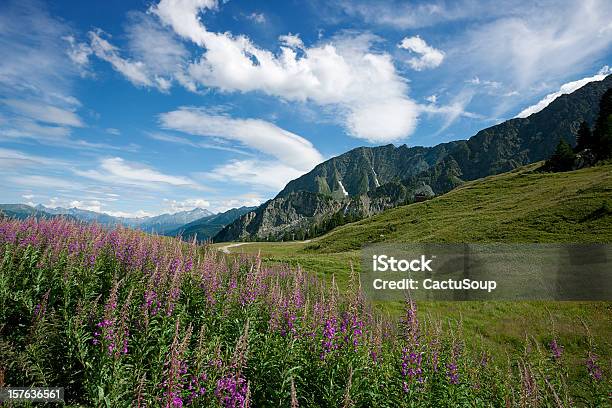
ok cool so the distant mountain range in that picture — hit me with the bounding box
[215,74,612,242]
[35,205,212,235]
[168,206,257,242]
[0,203,252,240]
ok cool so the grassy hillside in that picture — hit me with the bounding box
[306,162,612,253]
[212,163,612,375]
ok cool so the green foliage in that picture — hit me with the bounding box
[546,139,576,172]
[575,121,593,152]
[593,88,612,160]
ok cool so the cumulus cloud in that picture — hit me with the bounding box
[146,0,419,142]
[516,66,612,118]
[78,0,420,142]
[213,194,263,212]
[398,36,444,70]
[149,0,217,46]
[163,198,211,212]
[68,200,103,212]
[279,33,304,49]
[159,108,324,171]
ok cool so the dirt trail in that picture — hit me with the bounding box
[218,239,312,254]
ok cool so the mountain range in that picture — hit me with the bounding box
[168,206,257,242]
[214,74,612,242]
[0,203,254,240]
[36,205,212,235]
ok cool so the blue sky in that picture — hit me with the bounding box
[1,0,611,216]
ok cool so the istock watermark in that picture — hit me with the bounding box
[360,244,612,301]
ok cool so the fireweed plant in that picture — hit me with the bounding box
[0,218,609,407]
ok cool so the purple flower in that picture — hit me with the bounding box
[215,374,248,408]
[446,363,459,385]
[549,339,563,361]
[586,353,603,381]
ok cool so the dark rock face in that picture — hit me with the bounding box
[216,75,612,242]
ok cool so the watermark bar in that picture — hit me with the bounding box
[360,243,612,301]
[0,387,64,402]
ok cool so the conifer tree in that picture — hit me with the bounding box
[574,121,592,152]
[593,88,612,160]
[546,139,575,172]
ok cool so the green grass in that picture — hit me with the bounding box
[213,163,612,374]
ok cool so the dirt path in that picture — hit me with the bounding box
[218,242,249,254]
[218,239,312,254]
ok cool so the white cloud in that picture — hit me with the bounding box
[0,1,89,143]
[330,0,507,29]
[163,198,211,212]
[104,209,154,218]
[5,175,78,190]
[125,12,189,83]
[150,0,218,46]
[159,108,324,171]
[3,99,84,127]
[0,147,67,168]
[246,12,266,24]
[279,33,304,49]
[148,0,419,142]
[0,1,79,98]
[516,66,612,118]
[88,30,158,89]
[398,36,444,70]
[64,35,92,66]
[456,1,612,92]
[69,200,103,212]
[466,77,501,89]
[22,194,35,200]
[148,131,252,155]
[213,194,263,213]
[205,159,305,190]
[420,91,481,132]
[106,128,121,135]
[76,157,199,188]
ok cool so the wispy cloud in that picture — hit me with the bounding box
[516,66,612,118]
[158,108,324,171]
[147,132,252,155]
[75,157,203,189]
[3,99,84,127]
[246,12,266,24]
[5,174,81,190]
[0,147,67,168]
